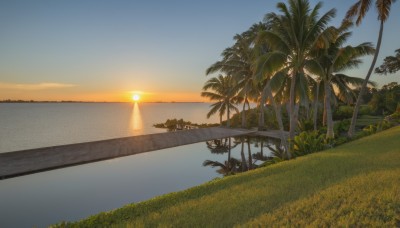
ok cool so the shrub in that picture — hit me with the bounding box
[293,131,326,157]
[334,136,348,146]
[298,118,314,132]
[333,105,354,120]
[334,119,350,136]
[363,124,377,135]
[359,105,372,115]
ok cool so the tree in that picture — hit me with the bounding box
[369,82,400,114]
[346,0,397,137]
[201,75,240,127]
[375,48,400,75]
[206,23,267,128]
[307,21,375,138]
[257,0,336,151]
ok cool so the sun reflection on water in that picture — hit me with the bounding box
[130,102,143,133]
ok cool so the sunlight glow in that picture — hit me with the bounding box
[132,94,140,101]
[130,102,143,132]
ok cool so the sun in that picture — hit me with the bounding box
[132,94,140,102]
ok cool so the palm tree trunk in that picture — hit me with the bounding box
[227,101,230,128]
[241,97,247,128]
[323,103,327,126]
[264,83,289,157]
[260,140,264,157]
[240,138,247,171]
[247,137,252,170]
[258,104,265,130]
[348,20,384,137]
[289,72,297,149]
[313,81,320,131]
[324,80,334,139]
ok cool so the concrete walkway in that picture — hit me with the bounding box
[0,127,260,179]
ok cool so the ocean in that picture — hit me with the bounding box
[0,103,270,227]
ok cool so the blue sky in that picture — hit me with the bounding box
[0,0,399,101]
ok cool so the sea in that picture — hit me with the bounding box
[0,102,271,227]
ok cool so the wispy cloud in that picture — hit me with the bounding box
[0,82,77,90]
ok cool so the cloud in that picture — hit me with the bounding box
[0,82,77,90]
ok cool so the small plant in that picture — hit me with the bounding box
[297,118,314,132]
[334,119,350,136]
[363,124,377,135]
[292,131,326,157]
[333,136,348,146]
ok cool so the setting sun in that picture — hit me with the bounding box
[132,94,140,101]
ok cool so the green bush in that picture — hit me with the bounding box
[334,119,350,136]
[298,118,314,132]
[333,136,348,146]
[333,105,354,120]
[359,105,372,115]
[293,131,326,157]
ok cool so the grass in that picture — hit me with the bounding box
[54,126,400,227]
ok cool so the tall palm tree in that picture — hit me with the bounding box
[308,21,375,138]
[375,48,400,74]
[206,23,267,128]
[259,73,290,154]
[346,0,396,137]
[201,75,239,127]
[256,0,336,150]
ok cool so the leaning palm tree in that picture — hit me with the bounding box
[201,75,240,127]
[256,0,336,151]
[375,48,400,74]
[307,21,375,139]
[207,23,267,128]
[346,0,397,137]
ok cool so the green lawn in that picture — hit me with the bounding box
[55,126,400,227]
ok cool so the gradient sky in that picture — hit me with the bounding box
[0,0,399,102]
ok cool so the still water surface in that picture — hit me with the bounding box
[0,102,219,152]
[0,103,270,227]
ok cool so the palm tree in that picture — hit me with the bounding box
[308,21,375,138]
[206,23,267,128]
[256,0,336,150]
[201,75,239,127]
[346,0,396,137]
[375,48,400,74]
[259,74,290,153]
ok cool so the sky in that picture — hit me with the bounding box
[0,0,399,102]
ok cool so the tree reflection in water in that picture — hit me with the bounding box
[204,136,284,176]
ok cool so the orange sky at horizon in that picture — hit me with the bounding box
[0,85,207,102]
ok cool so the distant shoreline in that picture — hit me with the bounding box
[0,100,205,104]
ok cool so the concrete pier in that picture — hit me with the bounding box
[0,127,259,179]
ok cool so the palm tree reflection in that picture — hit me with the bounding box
[204,137,283,176]
[203,137,240,176]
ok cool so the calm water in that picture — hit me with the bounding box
[0,102,219,152]
[0,103,270,227]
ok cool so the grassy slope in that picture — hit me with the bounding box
[57,126,400,227]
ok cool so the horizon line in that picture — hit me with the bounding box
[0,99,206,104]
